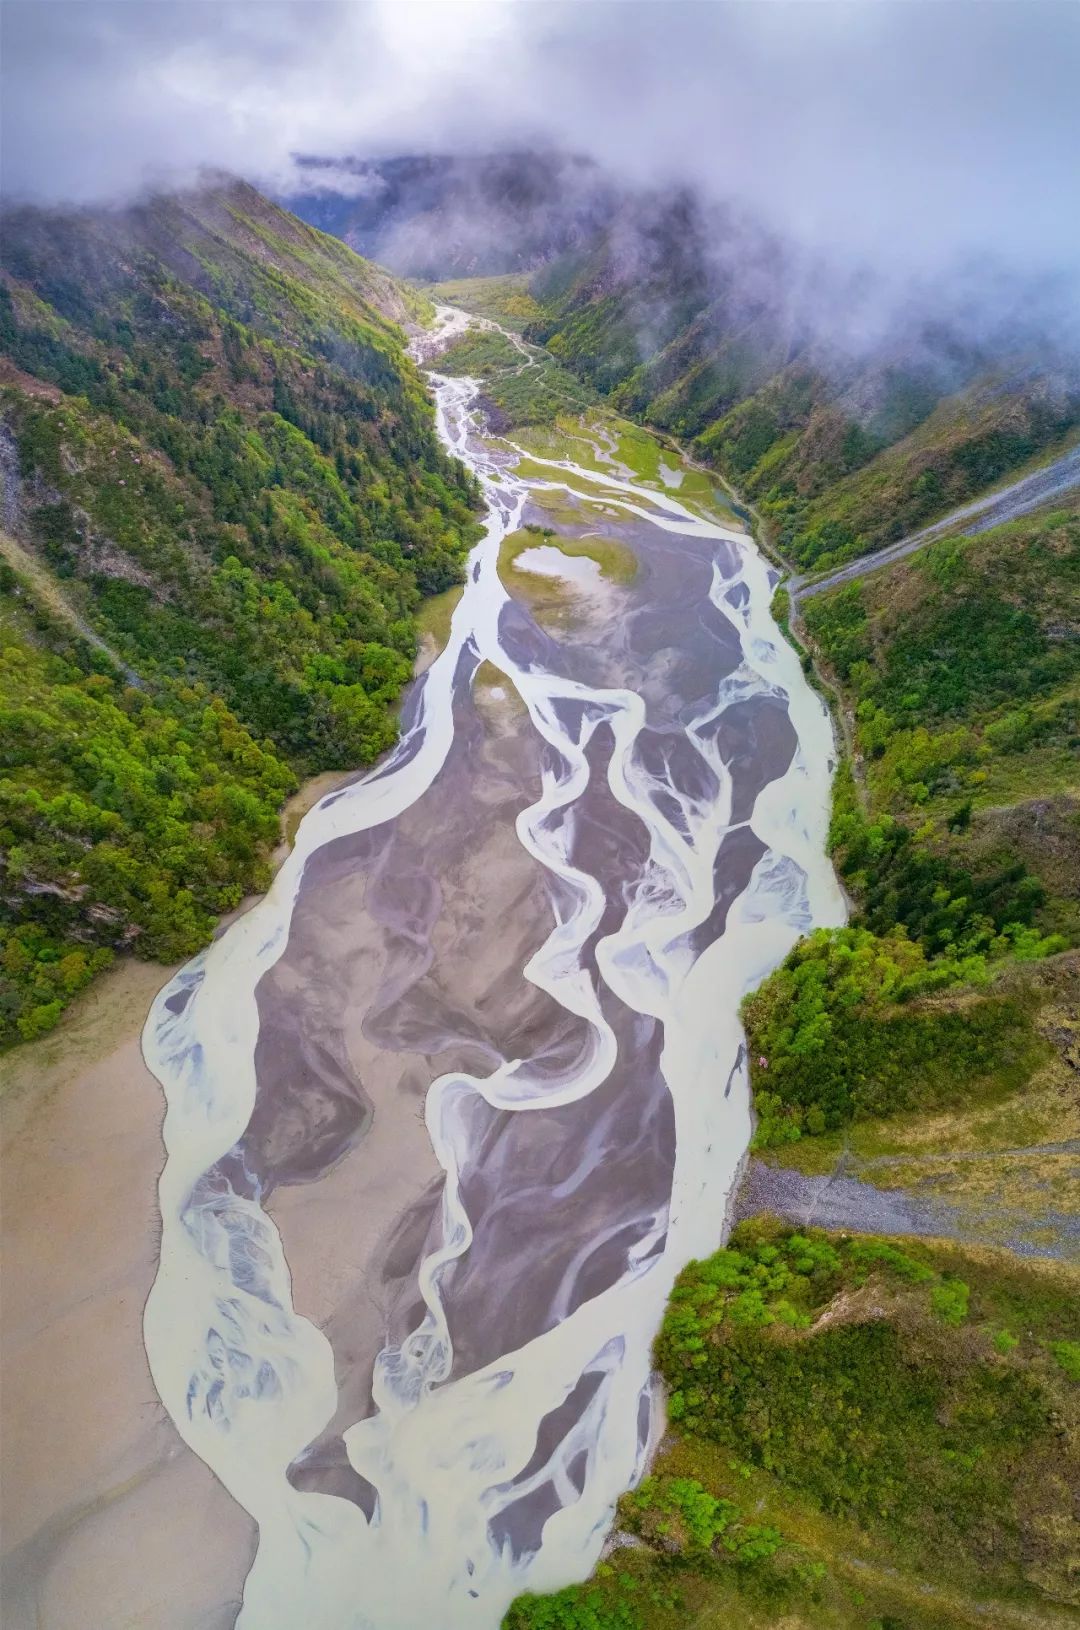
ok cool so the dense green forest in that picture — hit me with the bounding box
[0,182,481,1045]
[505,1221,1080,1630]
[1,565,293,1039]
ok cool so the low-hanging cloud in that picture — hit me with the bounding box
[2,0,1079,288]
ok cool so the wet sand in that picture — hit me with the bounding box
[0,771,358,1628]
[268,672,554,1497]
[0,959,255,1629]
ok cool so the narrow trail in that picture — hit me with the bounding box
[139,307,843,1630]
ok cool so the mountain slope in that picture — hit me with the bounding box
[523,193,1080,566]
[284,152,617,279]
[0,181,480,1046]
[737,498,1080,1265]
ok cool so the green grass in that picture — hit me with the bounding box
[502,524,638,587]
[511,413,744,528]
[771,388,1080,572]
[493,526,637,633]
[804,504,1080,928]
[415,583,464,657]
[430,274,543,331]
[436,327,595,428]
[740,503,1079,1224]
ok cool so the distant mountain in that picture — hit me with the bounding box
[284,151,618,279]
[0,179,479,1044]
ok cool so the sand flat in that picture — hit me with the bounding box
[0,959,254,1629]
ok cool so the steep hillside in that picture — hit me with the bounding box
[740,503,1080,1239]
[0,181,480,1046]
[724,369,1080,571]
[524,195,1080,566]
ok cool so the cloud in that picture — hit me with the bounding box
[2,0,1079,285]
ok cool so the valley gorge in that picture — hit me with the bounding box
[1,162,1077,1630]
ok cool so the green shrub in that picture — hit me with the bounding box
[503,1584,641,1630]
[742,926,1043,1144]
[1049,1341,1080,1381]
[654,1222,1075,1579]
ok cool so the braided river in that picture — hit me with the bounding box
[141,308,843,1629]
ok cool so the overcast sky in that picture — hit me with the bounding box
[3,0,1079,283]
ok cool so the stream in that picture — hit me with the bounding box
[141,307,844,1629]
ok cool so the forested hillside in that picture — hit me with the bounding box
[0,181,480,1045]
[524,192,1080,569]
[745,503,1079,1159]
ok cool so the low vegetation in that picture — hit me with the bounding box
[742,927,1049,1150]
[743,502,1079,1157]
[431,273,543,332]
[505,1221,1080,1630]
[436,326,594,428]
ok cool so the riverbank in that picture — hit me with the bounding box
[0,763,356,1628]
[0,953,256,1629]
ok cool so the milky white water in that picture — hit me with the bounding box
[511,545,603,586]
[142,306,844,1628]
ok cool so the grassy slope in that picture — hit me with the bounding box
[507,1221,1080,1630]
[0,181,481,1046]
